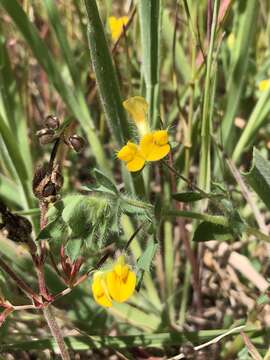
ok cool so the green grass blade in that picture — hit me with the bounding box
[198,0,220,194]
[138,0,161,128]
[83,0,132,146]
[220,0,258,154]
[0,174,21,206]
[0,326,260,351]
[0,114,33,208]
[0,33,32,178]
[44,0,80,88]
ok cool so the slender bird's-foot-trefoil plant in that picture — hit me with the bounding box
[117,97,171,172]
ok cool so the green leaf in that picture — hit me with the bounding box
[243,148,270,211]
[193,222,233,242]
[137,239,158,272]
[172,192,208,202]
[62,195,94,237]
[93,168,119,195]
[38,218,68,242]
[60,194,118,248]
[65,238,83,262]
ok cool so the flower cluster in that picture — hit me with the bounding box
[91,255,136,307]
[117,97,170,172]
[108,16,128,41]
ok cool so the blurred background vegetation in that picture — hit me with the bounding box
[1,0,270,358]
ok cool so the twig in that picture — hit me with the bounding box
[162,160,208,195]
[241,331,262,360]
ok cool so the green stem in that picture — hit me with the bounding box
[14,208,40,216]
[164,210,270,243]
[164,209,229,226]
[121,195,153,210]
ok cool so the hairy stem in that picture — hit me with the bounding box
[37,200,70,359]
[43,306,70,360]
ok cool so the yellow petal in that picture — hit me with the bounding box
[146,144,170,161]
[117,142,145,172]
[126,155,145,172]
[140,131,170,161]
[92,273,112,308]
[258,79,270,92]
[120,16,129,26]
[107,269,136,303]
[139,133,155,158]
[153,130,168,146]
[123,96,148,124]
[114,264,129,280]
[117,142,137,162]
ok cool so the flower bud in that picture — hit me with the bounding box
[36,129,56,145]
[68,135,85,153]
[44,114,60,130]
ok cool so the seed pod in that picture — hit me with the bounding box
[36,129,56,145]
[44,114,60,130]
[33,164,63,202]
[68,135,85,153]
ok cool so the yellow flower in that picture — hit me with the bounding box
[117,130,170,172]
[140,130,170,161]
[123,96,149,136]
[91,255,136,308]
[117,141,145,172]
[107,255,136,303]
[258,79,270,92]
[118,96,170,171]
[109,16,129,41]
